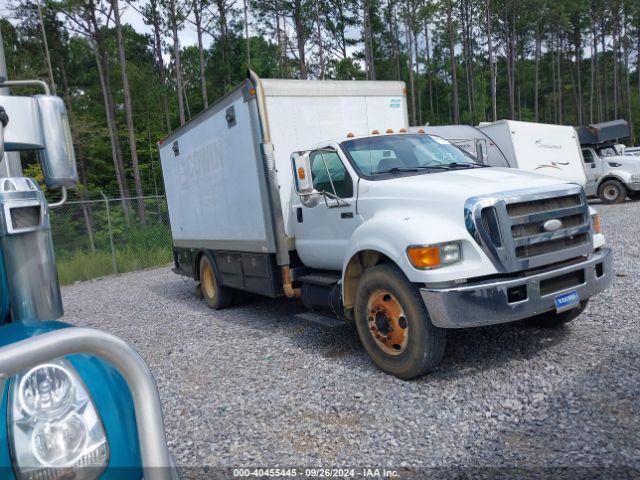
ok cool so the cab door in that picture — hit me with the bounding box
[291,148,362,271]
[582,148,603,187]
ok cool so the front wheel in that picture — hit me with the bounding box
[354,263,446,379]
[598,179,627,204]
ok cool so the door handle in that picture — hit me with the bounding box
[341,212,354,219]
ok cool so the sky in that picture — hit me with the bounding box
[0,1,215,49]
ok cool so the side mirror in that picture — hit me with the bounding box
[0,94,77,189]
[292,152,314,195]
[35,95,78,189]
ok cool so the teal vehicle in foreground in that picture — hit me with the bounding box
[0,73,175,479]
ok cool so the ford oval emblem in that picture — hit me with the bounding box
[542,219,563,232]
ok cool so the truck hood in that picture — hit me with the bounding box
[359,167,576,205]
[604,155,640,173]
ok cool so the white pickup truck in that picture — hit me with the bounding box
[159,72,613,379]
[581,145,640,203]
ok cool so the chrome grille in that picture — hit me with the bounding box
[465,186,593,273]
[505,194,581,217]
[10,205,41,230]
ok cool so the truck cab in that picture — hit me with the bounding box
[0,79,174,479]
[581,145,640,203]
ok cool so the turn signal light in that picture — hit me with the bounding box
[407,241,462,269]
[372,129,380,135]
[591,213,602,234]
[346,132,354,138]
[418,128,425,134]
[407,246,440,268]
[297,167,306,180]
[399,128,407,133]
[386,128,394,133]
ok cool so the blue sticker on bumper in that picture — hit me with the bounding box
[554,290,580,312]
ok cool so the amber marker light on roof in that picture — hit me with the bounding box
[372,129,380,134]
[399,128,407,133]
[418,128,425,133]
[346,132,354,138]
[386,129,394,133]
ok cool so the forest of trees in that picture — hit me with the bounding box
[2,0,640,205]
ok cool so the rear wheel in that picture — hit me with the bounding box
[198,254,233,309]
[354,263,446,379]
[525,300,589,327]
[598,179,627,204]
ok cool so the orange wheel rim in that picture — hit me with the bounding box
[366,289,408,356]
[201,261,216,299]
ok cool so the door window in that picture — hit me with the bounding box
[582,149,595,164]
[310,150,353,198]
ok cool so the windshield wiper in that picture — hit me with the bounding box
[374,166,447,175]
[442,161,487,169]
[373,167,419,174]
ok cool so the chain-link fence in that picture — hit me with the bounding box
[49,194,173,285]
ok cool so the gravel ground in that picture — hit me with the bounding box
[61,201,639,475]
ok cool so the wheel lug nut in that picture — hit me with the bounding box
[370,325,376,331]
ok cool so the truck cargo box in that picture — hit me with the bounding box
[159,72,408,268]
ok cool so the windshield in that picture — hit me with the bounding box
[340,134,482,177]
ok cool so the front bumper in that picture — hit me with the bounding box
[626,180,640,191]
[421,248,613,328]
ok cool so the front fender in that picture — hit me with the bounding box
[598,171,633,186]
[0,320,142,479]
[343,209,498,284]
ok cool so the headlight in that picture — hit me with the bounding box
[407,241,462,269]
[591,213,602,234]
[9,359,109,479]
[631,174,640,181]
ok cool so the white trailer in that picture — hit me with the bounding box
[477,120,588,188]
[409,125,511,167]
[159,72,611,380]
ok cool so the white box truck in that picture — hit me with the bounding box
[159,72,612,379]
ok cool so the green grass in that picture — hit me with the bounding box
[56,247,173,285]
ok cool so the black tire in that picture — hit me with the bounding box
[598,179,627,204]
[198,254,233,309]
[525,300,589,327]
[354,263,446,379]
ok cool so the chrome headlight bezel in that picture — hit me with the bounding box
[8,358,109,480]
